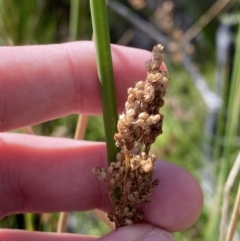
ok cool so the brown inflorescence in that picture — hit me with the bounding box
[93,44,169,228]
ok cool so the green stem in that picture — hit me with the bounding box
[89,0,119,164]
[69,0,79,41]
[25,213,34,231]
[222,25,240,161]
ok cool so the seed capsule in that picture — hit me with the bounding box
[110,162,116,167]
[144,93,154,103]
[132,118,144,127]
[147,73,155,82]
[127,94,135,102]
[153,44,164,61]
[146,114,161,126]
[125,101,130,109]
[115,173,120,181]
[135,80,144,89]
[127,87,134,95]
[92,167,106,182]
[123,206,129,213]
[107,165,113,174]
[119,114,125,120]
[151,154,157,162]
[152,73,161,82]
[115,160,122,168]
[130,158,141,170]
[126,109,135,117]
[119,166,124,175]
[132,100,140,109]
[128,193,135,202]
[109,178,115,188]
[138,112,148,120]
[133,191,139,198]
[141,159,154,172]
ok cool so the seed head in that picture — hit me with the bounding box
[95,44,169,228]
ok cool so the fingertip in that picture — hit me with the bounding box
[99,224,174,241]
[142,161,203,232]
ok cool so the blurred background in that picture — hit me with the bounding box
[0,0,239,240]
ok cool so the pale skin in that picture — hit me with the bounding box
[0,42,203,241]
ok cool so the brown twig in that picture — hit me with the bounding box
[94,209,115,230]
[21,126,35,135]
[57,115,89,233]
[225,182,240,241]
[74,115,89,140]
[179,0,233,46]
[220,152,240,241]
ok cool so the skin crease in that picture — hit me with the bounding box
[0,42,203,241]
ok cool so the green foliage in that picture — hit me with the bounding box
[0,0,92,45]
[75,211,110,236]
[206,24,240,241]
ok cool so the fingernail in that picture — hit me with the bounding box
[140,229,174,241]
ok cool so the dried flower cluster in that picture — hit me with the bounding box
[114,44,168,154]
[106,151,159,228]
[93,44,169,228]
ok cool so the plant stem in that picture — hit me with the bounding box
[69,0,79,41]
[89,0,119,164]
[222,24,240,162]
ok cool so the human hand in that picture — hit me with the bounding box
[0,41,203,241]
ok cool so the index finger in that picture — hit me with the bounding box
[0,133,203,232]
[0,41,167,131]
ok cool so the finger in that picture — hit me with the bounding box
[0,133,111,219]
[141,161,202,232]
[0,229,97,241]
[99,224,174,241]
[0,133,203,232]
[0,42,167,131]
[0,224,175,241]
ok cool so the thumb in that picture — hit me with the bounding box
[99,224,174,241]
